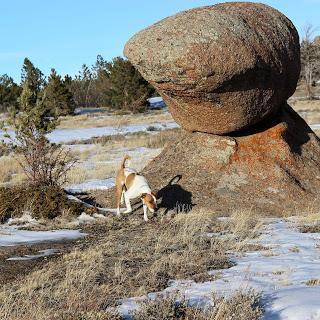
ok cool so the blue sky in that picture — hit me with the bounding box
[1,0,319,82]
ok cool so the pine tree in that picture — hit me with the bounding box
[1,58,75,187]
[43,69,76,116]
[103,57,155,112]
[0,74,21,112]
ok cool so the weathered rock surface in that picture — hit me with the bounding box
[124,2,300,134]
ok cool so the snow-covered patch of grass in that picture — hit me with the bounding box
[65,177,115,193]
[65,145,162,188]
[117,218,320,320]
[49,121,178,144]
[131,290,262,320]
[7,249,60,261]
[0,225,86,247]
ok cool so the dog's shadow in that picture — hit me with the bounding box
[157,175,195,214]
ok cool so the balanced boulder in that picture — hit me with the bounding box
[124,2,300,134]
[99,2,320,215]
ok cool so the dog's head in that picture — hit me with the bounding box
[141,192,157,212]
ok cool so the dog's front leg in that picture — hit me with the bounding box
[143,204,149,222]
[123,194,132,213]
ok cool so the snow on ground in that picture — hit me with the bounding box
[65,177,115,193]
[0,225,86,247]
[7,249,60,261]
[48,122,178,143]
[0,121,178,144]
[65,146,161,192]
[311,123,320,130]
[118,218,320,320]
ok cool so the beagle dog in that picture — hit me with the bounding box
[116,155,157,221]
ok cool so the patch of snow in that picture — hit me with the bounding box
[74,107,108,115]
[65,144,97,152]
[147,96,166,109]
[48,121,178,143]
[77,212,96,223]
[0,121,179,144]
[0,226,86,247]
[7,249,60,261]
[7,213,38,227]
[311,123,320,130]
[65,177,115,193]
[117,218,320,320]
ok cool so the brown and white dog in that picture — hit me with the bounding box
[116,155,157,221]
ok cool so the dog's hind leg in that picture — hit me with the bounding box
[123,194,132,214]
[116,184,123,216]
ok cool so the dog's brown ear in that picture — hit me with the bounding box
[140,193,147,199]
[151,192,157,198]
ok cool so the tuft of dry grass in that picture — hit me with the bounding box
[133,290,262,320]
[289,205,320,233]
[305,279,320,286]
[0,155,26,185]
[220,209,264,252]
[0,249,121,320]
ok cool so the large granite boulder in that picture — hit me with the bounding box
[124,2,300,134]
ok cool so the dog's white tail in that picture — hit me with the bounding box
[120,154,131,169]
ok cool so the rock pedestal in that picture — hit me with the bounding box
[117,2,320,215]
[142,105,320,215]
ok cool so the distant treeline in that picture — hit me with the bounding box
[0,55,155,115]
[1,31,320,115]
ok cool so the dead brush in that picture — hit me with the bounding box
[222,209,264,252]
[291,201,320,233]
[133,289,263,320]
[0,249,121,320]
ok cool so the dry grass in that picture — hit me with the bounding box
[289,205,320,233]
[133,290,262,320]
[0,155,26,185]
[67,128,181,150]
[0,205,266,319]
[290,99,320,125]
[0,249,121,320]
[305,279,320,286]
[58,110,173,129]
[0,210,236,319]
[221,209,264,252]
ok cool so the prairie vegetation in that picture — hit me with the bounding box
[0,209,263,320]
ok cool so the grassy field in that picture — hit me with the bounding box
[0,91,319,319]
[0,209,263,320]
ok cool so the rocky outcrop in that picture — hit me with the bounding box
[124,2,300,134]
[141,105,320,215]
[115,2,320,215]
